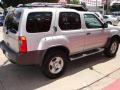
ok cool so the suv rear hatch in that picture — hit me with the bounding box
[3,9,22,53]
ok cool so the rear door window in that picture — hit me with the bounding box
[59,12,81,30]
[26,12,52,33]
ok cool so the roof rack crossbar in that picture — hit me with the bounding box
[17,3,66,7]
[17,2,88,11]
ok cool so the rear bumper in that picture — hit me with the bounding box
[0,41,45,66]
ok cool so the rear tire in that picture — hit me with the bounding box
[42,50,68,79]
[104,38,119,57]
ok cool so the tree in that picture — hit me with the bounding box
[1,0,44,8]
[70,0,79,4]
[110,3,120,12]
[0,0,60,9]
[0,0,71,10]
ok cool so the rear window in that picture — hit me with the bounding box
[26,12,52,33]
[5,9,22,33]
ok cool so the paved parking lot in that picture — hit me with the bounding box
[0,26,120,90]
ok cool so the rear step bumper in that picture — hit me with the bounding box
[0,41,45,66]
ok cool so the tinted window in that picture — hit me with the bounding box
[103,16,108,19]
[84,14,102,29]
[59,12,81,30]
[26,12,52,33]
[5,10,21,33]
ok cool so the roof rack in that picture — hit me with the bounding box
[17,2,88,11]
[17,3,65,7]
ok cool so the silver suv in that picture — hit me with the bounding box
[1,4,120,78]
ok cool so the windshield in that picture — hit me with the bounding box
[5,9,22,33]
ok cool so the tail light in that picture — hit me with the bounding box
[19,36,27,53]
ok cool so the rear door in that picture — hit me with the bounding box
[56,11,86,54]
[3,9,22,52]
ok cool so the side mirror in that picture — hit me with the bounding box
[102,23,108,28]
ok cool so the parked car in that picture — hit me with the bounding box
[1,3,120,79]
[103,15,119,26]
[0,12,3,16]
[0,16,4,26]
[112,12,120,21]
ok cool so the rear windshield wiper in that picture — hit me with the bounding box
[10,28,17,33]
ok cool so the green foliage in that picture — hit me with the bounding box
[110,4,120,12]
[1,0,45,7]
[0,0,58,9]
[70,0,79,4]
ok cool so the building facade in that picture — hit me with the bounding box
[80,0,103,6]
[79,0,103,12]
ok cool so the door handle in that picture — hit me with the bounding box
[86,32,91,35]
[53,26,57,32]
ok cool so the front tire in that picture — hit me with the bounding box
[104,38,119,57]
[42,50,68,79]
